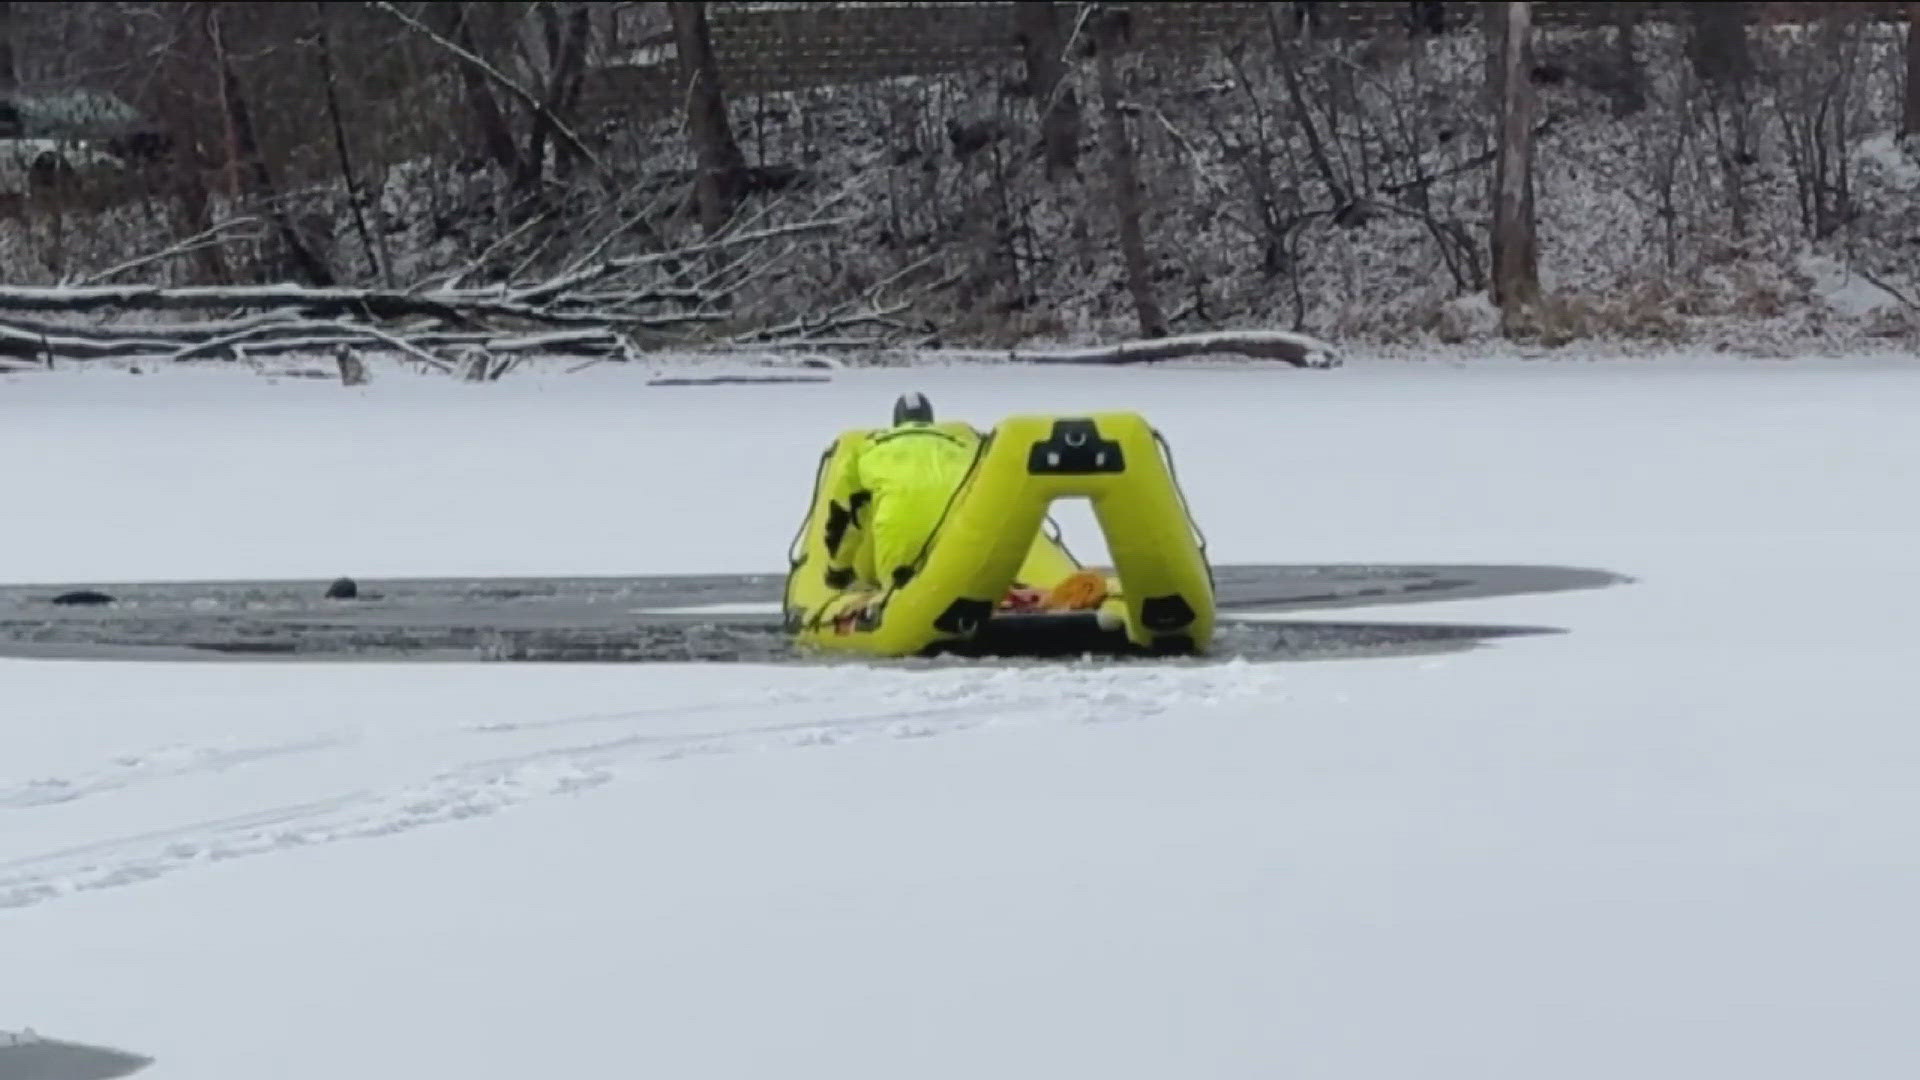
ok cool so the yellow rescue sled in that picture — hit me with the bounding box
[783,412,1215,658]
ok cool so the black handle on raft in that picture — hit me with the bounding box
[783,441,842,626]
[787,442,838,570]
[1152,428,1215,594]
[1027,418,1125,475]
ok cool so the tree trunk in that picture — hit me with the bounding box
[1014,2,1080,178]
[1480,1,1503,106]
[428,2,523,181]
[209,7,335,286]
[669,1,747,233]
[313,1,386,285]
[519,0,591,188]
[1686,1,1750,85]
[0,2,16,94]
[1683,2,1753,239]
[546,2,594,174]
[1271,28,1349,206]
[1905,2,1919,137]
[161,3,228,285]
[1610,1,1645,116]
[1092,9,1166,339]
[1409,1,1446,36]
[1489,1,1538,322]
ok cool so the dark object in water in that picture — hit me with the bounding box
[325,577,359,600]
[50,589,115,607]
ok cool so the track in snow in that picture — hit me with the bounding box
[1,664,1284,911]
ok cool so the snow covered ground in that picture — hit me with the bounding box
[3,354,1918,1079]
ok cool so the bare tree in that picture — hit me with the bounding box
[1772,5,1868,240]
[152,2,230,285]
[313,1,387,284]
[1684,1,1755,239]
[1091,7,1166,339]
[374,1,604,193]
[1608,0,1646,116]
[522,1,594,184]
[1489,1,1538,320]
[208,6,335,285]
[669,1,748,233]
[1686,1,1751,85]
[1905,1,1919,137]
[416,2,523,179]
[1014,1,1080,178]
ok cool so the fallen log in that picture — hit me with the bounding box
[0,206,859,372]
[0,317,629,362]
[0,310,317,342]
[166,328,628,361]
[0,321,174,360]
[646,374,832,387]
[0,283,724,329]
[1005,329,1340,369]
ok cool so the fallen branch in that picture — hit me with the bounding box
[506,215,854,304]
[647,373,831,386]
[1006,329,1340,369]
[350,321,457,372]
[732,300,919,345]
[0,320,175,359]
[747,335,931,351]
[1852,264,1919,311]
[0,310,334,342]
[5,211,854,369]
[69,217,266,287]
[729,250,957,349]
[164,327,627,361]
[0,282,733,330]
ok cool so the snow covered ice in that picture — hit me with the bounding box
[3,355,1919,1079]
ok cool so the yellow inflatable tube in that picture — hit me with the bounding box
[783,423,1088,616]
[784,413,1214,657]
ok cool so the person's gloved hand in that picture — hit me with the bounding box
[825,567,855,589]
[999,586,1043,612]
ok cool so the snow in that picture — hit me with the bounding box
[1434,291,1502,342]
[1855,131,1920,190]
[1801,253,1908,317]
[4,355,1920,1079]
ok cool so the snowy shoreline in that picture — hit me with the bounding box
[5,357,1918,1080]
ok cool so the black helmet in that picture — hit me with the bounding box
[893,392,934,425]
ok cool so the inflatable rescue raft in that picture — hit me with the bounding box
[784,412,1215,658]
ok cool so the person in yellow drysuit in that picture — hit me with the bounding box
[822,393,974,593]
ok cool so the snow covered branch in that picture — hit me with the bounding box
[0,316,630,364]
[0,210,865,369]
[0,282,720,327]
[1005,330,1340,369]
